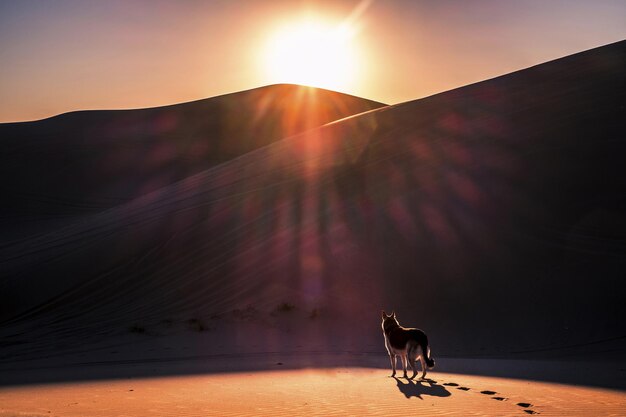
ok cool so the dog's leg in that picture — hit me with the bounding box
[408,350,418,380]
[419,355,427,379]
[401,354,408,378]
[409,356,417,379]
[389,355,396,377]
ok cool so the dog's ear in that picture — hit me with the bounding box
[391,311,396,318]
[381,310,387,319]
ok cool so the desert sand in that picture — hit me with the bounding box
[1,366,625,417]
[0,40,624,416]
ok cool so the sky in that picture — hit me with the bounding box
[0,0,624,122]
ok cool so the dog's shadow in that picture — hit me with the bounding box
[393,377,451,399]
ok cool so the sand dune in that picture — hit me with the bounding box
[0,85,384,240]
[0,40,624,409]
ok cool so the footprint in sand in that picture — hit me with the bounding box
[445,382,536,413]
[517,403,538,414]
[441,381,469,390]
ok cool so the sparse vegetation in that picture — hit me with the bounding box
[309,308,320,319]
[273,302,296,314]
[129,324,146,334]
[187,318,208,332]
[231,305,258,320]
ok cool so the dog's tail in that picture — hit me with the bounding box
[424,345,435,368]
[420,335,435,368]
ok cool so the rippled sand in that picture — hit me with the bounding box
[1,369,624,417]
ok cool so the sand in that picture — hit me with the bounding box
[0,40,624,417]
[1,368,625,417]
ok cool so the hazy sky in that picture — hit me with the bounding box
[1,0,624,122]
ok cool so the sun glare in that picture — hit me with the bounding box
[262,19,360,92]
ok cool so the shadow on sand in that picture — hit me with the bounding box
[393,377,451,399]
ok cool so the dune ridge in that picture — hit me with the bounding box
[0,84,385,241]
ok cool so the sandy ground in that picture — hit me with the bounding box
[1,368,624,417]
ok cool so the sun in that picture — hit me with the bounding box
[262,19,359,92]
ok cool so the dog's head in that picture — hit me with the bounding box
[381,310,399,333]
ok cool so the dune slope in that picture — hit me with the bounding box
[0,41,624,372]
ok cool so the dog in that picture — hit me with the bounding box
[381,310,435,379]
